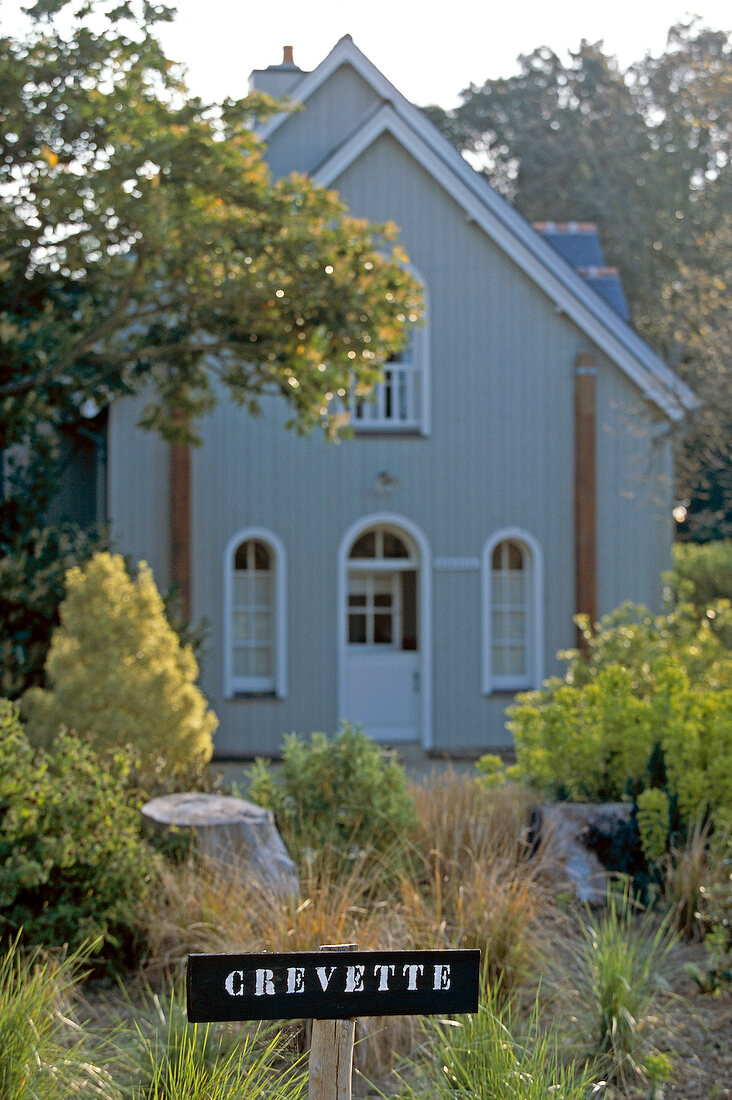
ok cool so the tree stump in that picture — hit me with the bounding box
[141,792,299,898]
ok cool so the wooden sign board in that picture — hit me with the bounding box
[187,948,480,1022]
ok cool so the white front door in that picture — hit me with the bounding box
[341,526,420,742]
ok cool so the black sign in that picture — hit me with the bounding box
[187,949,480,1022]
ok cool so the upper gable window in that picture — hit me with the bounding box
[351,286,430,435]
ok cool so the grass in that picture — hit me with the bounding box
[564,888,677,1088]
[0,934,119,1099]
[397,982,603,1099]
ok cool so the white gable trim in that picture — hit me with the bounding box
[313,103,690,422]
[259,36,696,422]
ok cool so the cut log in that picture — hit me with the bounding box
[141,792,299,898]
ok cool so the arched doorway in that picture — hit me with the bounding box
[338,518,430,743]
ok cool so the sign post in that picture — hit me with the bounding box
[187,944,480,1098]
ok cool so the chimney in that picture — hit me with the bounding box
[249,44,306,96]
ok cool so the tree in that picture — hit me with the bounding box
[0,0,422,694]
[1,0,421,452]
[22,551,218,787]
[425,21,731,538]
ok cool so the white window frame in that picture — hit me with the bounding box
[223,528,287,698]
[481,528,544,694]
[351,278,431,436]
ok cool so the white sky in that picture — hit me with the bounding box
[1,0,730,107]
[155,0,730,107]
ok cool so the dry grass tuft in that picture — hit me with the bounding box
[407,772,563,994]
[663,818,713,939]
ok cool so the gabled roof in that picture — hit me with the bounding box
[257,36,697,422]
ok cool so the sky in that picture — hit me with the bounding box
[1,0,729,107]
[152,0,730,107]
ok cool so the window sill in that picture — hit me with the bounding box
[229,691,280,700]
[353,426,425,438]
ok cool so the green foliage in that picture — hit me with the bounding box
[248,723,417,872]
[398,983,600,1098]
[0,935,119,1099]
[670,540,732,610]
[427,22,732,537]
[22,552,217,789]
[0,521,102,699]
[0,0,422,457]
[637,788,671,866]
[504,601,732,861]
[0,700,156,961]
[570,891,676,1087]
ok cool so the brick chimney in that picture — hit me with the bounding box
[249,45,306,96]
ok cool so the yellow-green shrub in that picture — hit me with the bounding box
[22,552,217,788]
[506,652,732,851]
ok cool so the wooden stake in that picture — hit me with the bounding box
[308,945,357,1100]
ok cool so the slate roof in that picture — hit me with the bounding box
[533,223,631,321]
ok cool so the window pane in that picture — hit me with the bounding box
[234,574,252,604]
[507,611,525,641]
[507,542,523,570]
[374,592,392,608]
[492,610,504,639]
[349,614,367,644]
[233,647,253,677]
[350,532,376,558]
[506,575,525,605]
[253,647,272,677]
[382,532,409,558]
[492,646,505,675]
[252,575,272,605]
[253,541,271,570]
[348,594,367,607]
[374,614,393,644]
[491,574,505,603]
[505,646,525,674]
[401,571,418,650]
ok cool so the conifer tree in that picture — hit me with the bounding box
[22,552,217,786]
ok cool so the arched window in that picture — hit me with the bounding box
[224,530,286,697]
[482,530,543,693]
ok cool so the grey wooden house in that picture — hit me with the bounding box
[106,37,696,758]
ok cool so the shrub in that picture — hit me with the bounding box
[505,649,732,852]
[670,539,732,612]
[247,723,417,872]
[22,551,217,789]
[0,700,157,961]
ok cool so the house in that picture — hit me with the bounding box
[106,37,696,758]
